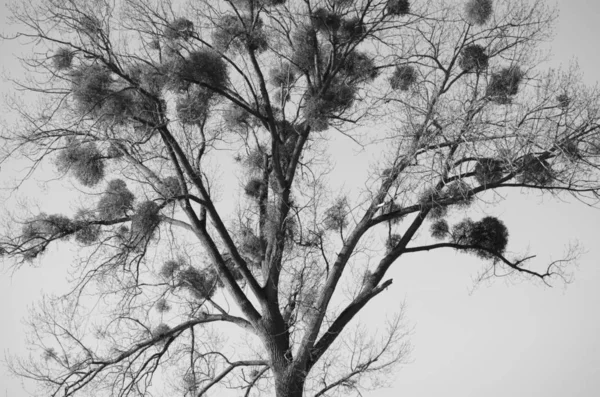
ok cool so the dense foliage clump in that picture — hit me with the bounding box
[486,67,523,104]
[517,154,553,186]
[390,65,417,91]
[474,158,505,185]
[56,141,105,187]
[52,48,74,70]
[430,219,449,240]
[452,216,509,259]
[178,267,218,300]
[97,179,135,220]
[164,18,194,41]
[131,201,161,240]
[465,0,493,25]
[386,0,410,16]
[323,197,348,230]
[459,44,489,71]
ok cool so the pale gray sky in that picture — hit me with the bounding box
[1,1,600,397]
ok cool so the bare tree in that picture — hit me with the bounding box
[1,0,599,396]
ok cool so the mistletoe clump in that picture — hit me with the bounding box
[176,88,213,125]
[390,65,417,91]
[223,103,255,131]
[304,82,356,131]
[161,176,183,198]
[269,63,296,88]
[459,44,489,72]
[73,210,101,245]
[291,25,324,73]
[385,233,402,253]
[178,267,218,300]
[444,180,473,207]
[212,14,267,53]
[339,17,366,42]
[52,48,74,70]
[486,67,524,104]
[160,258,184,279]
[465,0,493,26]
[71,64,136,123]
[239,228,262,260]
[155,299,171,313]
[323,197,348,230]
[169,50,229,91]
[474,158,505,185]
[556,94,570,109]
[97,179,135,220]
[22,214,74,242]
[128,63,167,95]
[452,216,509,259]
[311,8,342,31]
[131,201,161,239]
[164,18,194,41]
[152,323,171,339]
[386,0,410,16]
[339,51,379,83]
[56,141,105,187]
[430,219,449,240]
[244,178,265,199]
[517,154,553,186]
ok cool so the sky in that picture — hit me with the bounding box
[1,1,600,397]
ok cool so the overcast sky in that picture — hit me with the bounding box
[1,1,600,397]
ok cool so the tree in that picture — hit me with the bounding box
[1,0,599,396]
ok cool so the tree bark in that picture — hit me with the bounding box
[274,366,305,397]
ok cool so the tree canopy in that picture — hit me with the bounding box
[1,0,600,396]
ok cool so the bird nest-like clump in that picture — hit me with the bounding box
[52,48,74,70]
[131,201,161,239]
[178,266,218,300]
[390,65,417,91]
[486,67,523,104]
[168,50,229,91]
[516,154,553,186]
[323,197,348,230]
[152,323,171,339]
[444,180,473,207]
[164,18,194,41]
[430,219,449,240]
[160,257,185,279]
[22,214,74,242]
[239,227,263,260]
[459,44,489,72]
[97,179,135,220]
[291,25,326,73]
[452,216,508,259]
[56,140,105,187]
[224,102,256,131]
[73,210,101,245]
[161,176,184,198]
[339,51,378,83]
[556,94,570,109]
[176,88,213,125]
[155,299,171,313]
[381,201,404,225]
[304,82,356,131]
[339,17,366,42]
[385,233,402,253]
[464,0,493,25]
[386,0,410,16]
[474,158,505,186]
[244,178,266,199]
[212,14,267,53]
[311,8,342,31]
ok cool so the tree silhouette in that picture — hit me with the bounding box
[1,0,599,396]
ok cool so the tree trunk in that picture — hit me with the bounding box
[274,368,305,397]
